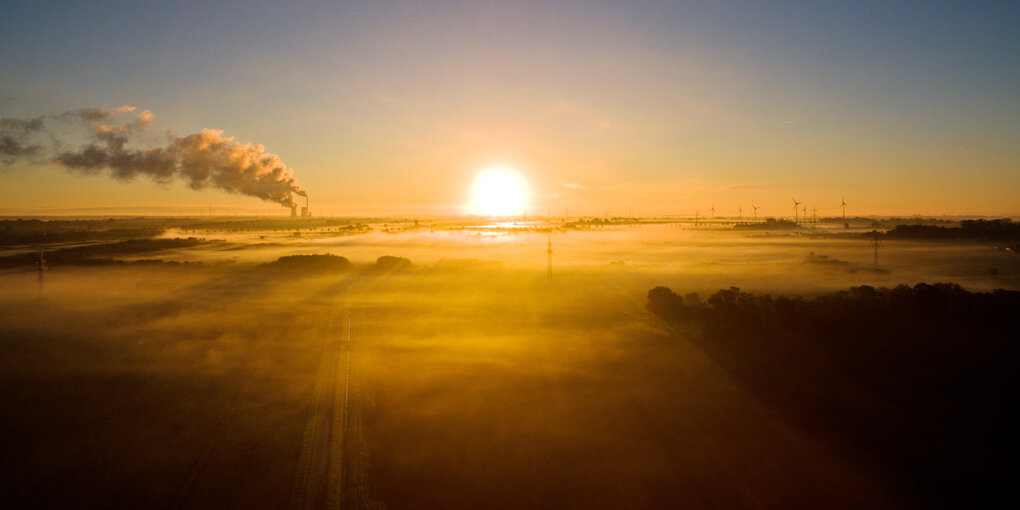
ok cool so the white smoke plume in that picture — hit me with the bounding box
[0,106,305,207]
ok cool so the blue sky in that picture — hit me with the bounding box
[1,1,1017,215]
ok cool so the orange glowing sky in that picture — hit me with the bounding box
[1,2,1017,217]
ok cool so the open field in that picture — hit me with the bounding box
[1,217,1018,508]
[5,2,1017,507]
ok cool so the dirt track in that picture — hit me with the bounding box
[290,307,350,510]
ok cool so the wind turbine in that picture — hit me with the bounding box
[841,198,848,220]
[738,206,743,219]
[793,198,802,224]
[751,204,760,219]
[710,204,716,219]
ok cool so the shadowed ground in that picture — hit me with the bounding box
[0,261,967,508]
[356,276,897,509]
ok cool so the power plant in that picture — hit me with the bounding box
[291,194,312,217]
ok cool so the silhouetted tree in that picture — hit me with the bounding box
[647,282,1020,507]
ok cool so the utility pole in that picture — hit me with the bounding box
[35,251,46,295]
[546,237,553,280]
[873,231,881,269]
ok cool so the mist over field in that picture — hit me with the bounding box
[1,216,1017,508]
[4,1,1018,507]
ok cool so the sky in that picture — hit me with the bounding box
[1,0,1017,217]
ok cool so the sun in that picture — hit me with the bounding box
[469,166,529,217]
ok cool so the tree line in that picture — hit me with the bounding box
[647,283,1019,507]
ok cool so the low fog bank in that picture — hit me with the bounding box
[1,216,1019,508]
[0,265,350,508]
[3,217,1017,293]
[0,261,901,508]
[349,267,896,508]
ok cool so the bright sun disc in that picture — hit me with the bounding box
[470,167,529,216]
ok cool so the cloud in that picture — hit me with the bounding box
[0,116,47,165]
[136,110,154,127]
[1,106,305,207]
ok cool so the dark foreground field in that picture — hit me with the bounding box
[1,257,1016,508]
[649,284,1020,507]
